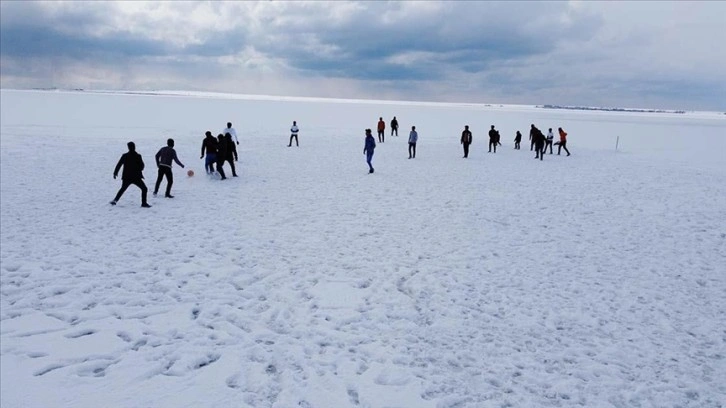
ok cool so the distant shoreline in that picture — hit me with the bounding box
[2,87,724,116]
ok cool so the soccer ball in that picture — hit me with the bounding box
[187,169,194,177]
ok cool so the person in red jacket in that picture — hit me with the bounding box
[556,127,571,156]
[377,117,386,143]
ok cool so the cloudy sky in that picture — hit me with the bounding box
[1,1,724,111]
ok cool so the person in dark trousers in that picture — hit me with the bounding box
[514,131,522,149]
[200,131,217,174]
[288,121,299,147]
[224,133,238,177]
[408,125,418,159]
[556,127,571,156]
[111,142,151,207]
[391,116,399,136]
[488,125,498,153]
[461,125,472,158]
[544,128,555,154]
[364,128,376,173]
[215,134,227,180]
[377,117,385,143]
[532,126,546,160]
[529,124,536,151]
[154,138,185,198]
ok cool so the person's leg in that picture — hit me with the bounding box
[408,143,412,158]
[366,151,374,171]
[132,179,149,205]
[113,181,131,202]
[412,143,416,158]
[227,157,237,176]
[164,167,174,197]
[562,141,570,156]
[464,143,469,158]
[288,135,293,147]
[154,168,164,194]
[295,135,298,146]
[217,161,227,179]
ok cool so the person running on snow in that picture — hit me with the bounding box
[364,128,376,173]
[215,134,227,180]
[111,141,151,207]
[222,122,239,145]
[391,116,399,136]
[488,125,498,153]
[377,117,386,143]
[154,138,185,198]
[461,125,473,158]
[544,128,555,154]
[288,121,299,147]
[200,131,217,174]
[224,133,238,177]
[556,127,571,156]
[514,131,522,150]
[408,125,418,159]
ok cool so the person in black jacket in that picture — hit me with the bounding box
[390,116,399,136]
[461,125,472,158]
[532,125,546,161]
[111,142,151,207]
[216,134,227,180]
[154,138,185,198]
[224,133,238,177]
[529,124,536,151]
[488,125,498,153]
[200,131,218,174]
[514,131,522,149]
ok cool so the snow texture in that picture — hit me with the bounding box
[1,89,725,408]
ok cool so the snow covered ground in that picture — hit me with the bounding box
[1,89,724,408]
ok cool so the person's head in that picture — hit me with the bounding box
[465,125,469,130]
[167,138,174,147]
[549,128,552,132]
[225,132,231,139]
[226,122,232,128]
[558,127,563,131]
[379,117,383,121]
[491,125,495,129]
[205,131,212,137]
[217,134,224,141]
[365,128,371,135]
[127,141,136,151]
[412,126,416,130]
[531,124,535,128]
[293,121,296,125]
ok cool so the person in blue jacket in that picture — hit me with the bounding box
[363,128,376,173]
[408,126,418,159]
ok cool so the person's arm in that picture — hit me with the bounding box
[201,140,206,158]
[155,149,162,167]
[139,156,145,175]
[113,155,124,179]
[173,150,184,168]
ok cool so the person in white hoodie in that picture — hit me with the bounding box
[545,128,555,154]
[222,122,239,145]
[408,126,418,159]
[288,121,299,147]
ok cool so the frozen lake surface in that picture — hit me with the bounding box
[1,89,725,407]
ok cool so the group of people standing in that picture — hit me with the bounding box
[364,117,418,173]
